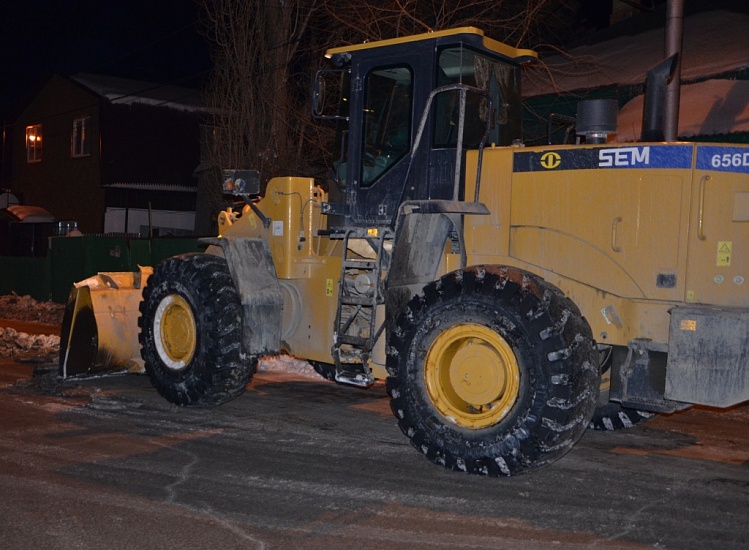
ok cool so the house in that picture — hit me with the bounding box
[522,9,749,145]
[0,205,57,257]
[11,73,209,235]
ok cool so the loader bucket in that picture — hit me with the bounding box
[59,267,153,378]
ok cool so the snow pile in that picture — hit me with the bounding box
[0,293,65,325]
[259,355,323,380]
[0,293,62,362]
[0,327,59,363]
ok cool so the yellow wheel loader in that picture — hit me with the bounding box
[60,27,749,476]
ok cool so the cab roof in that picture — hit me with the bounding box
[325,26,538,65]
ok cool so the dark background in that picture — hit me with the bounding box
[1,0,744,155]
[0,0,211,125]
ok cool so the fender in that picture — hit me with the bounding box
[201,236,283,357]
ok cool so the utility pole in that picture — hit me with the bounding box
[664,0,684,142]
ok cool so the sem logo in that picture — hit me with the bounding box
[599,146,650,167]
[540,151,561,169]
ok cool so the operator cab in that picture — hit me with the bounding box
[313,27,536,228]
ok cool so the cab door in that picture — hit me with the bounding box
[346,49,428,226]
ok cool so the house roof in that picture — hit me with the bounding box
[104,182,197,193]
[524,10,749,97]
[71,73,208,113]
[617,79,749,141]
[1,205,55,223]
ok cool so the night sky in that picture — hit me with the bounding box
[0,0,211,123]
[0,0,629,125]
[1,0,740,127]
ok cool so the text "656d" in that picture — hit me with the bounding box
[711,152,749,168]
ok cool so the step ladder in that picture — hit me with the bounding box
[332,227,392,387]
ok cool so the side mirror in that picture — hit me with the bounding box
[311,68,349,121]
[312,73,326,117]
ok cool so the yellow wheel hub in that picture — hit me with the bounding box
[425,324,520,429]
[154,294,197,370]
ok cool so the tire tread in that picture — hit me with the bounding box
[139,253,256,407]
[387,265,599,476]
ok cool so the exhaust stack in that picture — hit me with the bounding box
[641,54,678,142]
[576,99,618,144]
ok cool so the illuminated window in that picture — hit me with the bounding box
[72,116,91,157]
[26,124,43,163]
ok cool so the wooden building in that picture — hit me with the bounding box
[12,73,208,234]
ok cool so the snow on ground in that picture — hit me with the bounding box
[0,293,324,379]
[0,327,59,363]
[258,355,323,379]
[0,294,63,362]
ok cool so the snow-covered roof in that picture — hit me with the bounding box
[525,10,749,97]
[616,79,749,141]
[71,73,207,113]
[1,205,55,223]
[104,182,197,192]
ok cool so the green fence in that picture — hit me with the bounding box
[0,236,201,303]
[0,256,50,302]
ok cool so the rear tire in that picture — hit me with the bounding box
[589,403,655,430]
[139,253,255,406]
[589,347,655,430]
[387,266,599,476]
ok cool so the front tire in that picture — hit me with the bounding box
[139,253,255,406]
[387,266,600,476]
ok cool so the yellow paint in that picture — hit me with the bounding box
[367,228,379,237]
[326,27,537,64]
[158,294,197,365]
[424,324,520,429]
[685,167,748,305]
[540,151,561,169]
[222,177,328,279]
[64,267,154,374]
[717,241,732,266]
[509,167,685,300]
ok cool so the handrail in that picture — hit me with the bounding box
[697,175,710,241]
[611,216,623,253]
[400,83,493,207]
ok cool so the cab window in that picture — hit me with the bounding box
[360,66,413,187]
[434,46,521,148]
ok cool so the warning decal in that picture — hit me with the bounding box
[717,241,732,266]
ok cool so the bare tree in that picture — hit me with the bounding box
[197,1,319,176]
[320,0,579,47]
[195,0,579,213]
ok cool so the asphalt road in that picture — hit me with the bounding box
[1,355,748,550]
